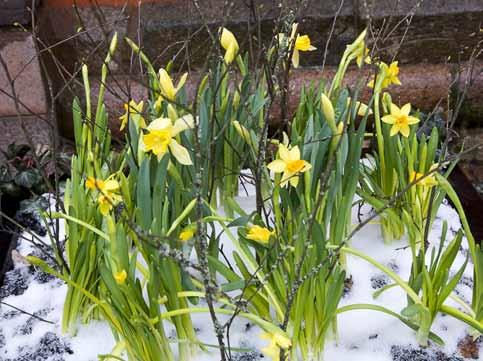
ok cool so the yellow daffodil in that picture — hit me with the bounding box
[347,98,372,117]
[114,269,127,284]
[368,61,401,89]
[409,171,438,187]
[142,115,194,164]
[381,103,420,137]
[246,225,274,244]
[85,176,122,216]
[267,144,312,187]
[119,100,145,131]
[260,332,292,361]
[355,45,371,68]
[158,68,188,102]
[220,28,239,64]
[279,23,316,68]
[179,225,196,242]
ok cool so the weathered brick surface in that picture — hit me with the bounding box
[0,30,48,117]
[0,116,51,151]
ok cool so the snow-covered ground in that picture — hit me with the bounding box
[0,187,480,360]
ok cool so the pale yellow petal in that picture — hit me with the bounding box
[401,103,411,116]
[288,145,300,161]
[382,115,396,124]
[267,159,286,173]
[172,114,195,136]
[278,144,290,161]
[103,180,120,192]
[169,139,192,165]
[175,72,188,93]
[289,174,299,187]
[390,103,401,116]
[407,116,420,125]
[400,124,410,137]
[292,48,300,68]
[159,68,176,101]
[148,117,172,132]
[390,124,400,136]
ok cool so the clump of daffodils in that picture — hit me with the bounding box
[141,115,194,164]
[267,144,311,188]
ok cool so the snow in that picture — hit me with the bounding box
[0,185,480,360]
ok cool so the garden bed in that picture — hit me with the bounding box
[0,185,480,361]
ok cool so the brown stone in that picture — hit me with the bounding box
[0,30,48,117]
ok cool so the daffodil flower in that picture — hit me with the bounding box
[114,269,127,284]
[141,115,194,164]
[347,98,372,117]
[409,171,438,187]
[368,61,401,89]
[267,144,312,187]
[157,68,188,103]
[119,100,145,131]
[85,176,122,215]
[382,103,420,137]
[246,225,274,245]
[179,225,196,242]
[279,23,316,68]
[220,28,239,64]
[260,332,292,361]
[355,45,371,67]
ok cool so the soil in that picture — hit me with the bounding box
[457,335,481,359]
[390,345,464,361]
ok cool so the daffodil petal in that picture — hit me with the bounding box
[148,117,172,132]
[382,115,396,124]
[401,103,411,116]
[288,146,300,161]
[278,144,290,161]
[390,124,400,136]
[292,48,300,68]
[400,124,410,137]
[267,159,286,173]
[172,114,195,136]
[169,139,192,165]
